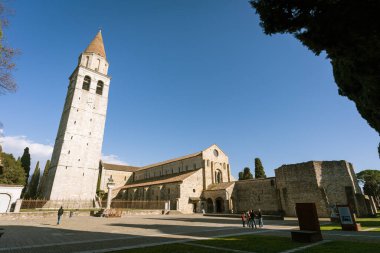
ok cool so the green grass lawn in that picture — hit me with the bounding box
[112,235,304,253]
[192,234,303,253]
[321,214,380,232]
[111,243,222,253]
[297,240,380,253]
[112,234,380,253]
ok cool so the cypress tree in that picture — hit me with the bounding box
[20,147,31,197]
[37,160,50,198]
[254,158,266,178]
[238,171,244,180]
[242,167,253,180]
[25,162,40,199]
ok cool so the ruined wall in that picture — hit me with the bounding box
[315,161,362,208]
[233,178,280,214]
[275,162,329,217]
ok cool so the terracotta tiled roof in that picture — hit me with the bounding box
[117,170,198,189]
[137,151,202,171]
[102,162,140,172]
[206,182,235,191]
[85,30,106,58]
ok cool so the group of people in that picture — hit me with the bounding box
[241,209,263,228]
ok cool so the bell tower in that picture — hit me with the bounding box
[43,31,111,200]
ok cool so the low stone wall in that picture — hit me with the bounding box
[0,209,164,220]
[121,209,163,216]
[204,213,284,220]
[0,211,73,220]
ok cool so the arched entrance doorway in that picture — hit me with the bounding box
[215,197,224,213]
[206,198,214,213]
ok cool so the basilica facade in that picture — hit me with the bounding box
[43,32,375,218]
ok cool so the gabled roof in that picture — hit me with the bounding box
[202,144,227,157]
[102,162,140,172]
[137,151,202,171]
[118,170,198,189]
[205,182,235,191]
[106,144,224,173]
[84,30,106,58]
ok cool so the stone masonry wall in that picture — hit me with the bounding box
[233,178,280,214]
[275,162,329,217]
[314,161,368,216]
[99,169,133,192]
[179,169,205,213]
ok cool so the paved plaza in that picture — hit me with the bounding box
[0,214,380,253]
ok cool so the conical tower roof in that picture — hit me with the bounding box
[84,30,106,58]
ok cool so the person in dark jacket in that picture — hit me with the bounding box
[257,209,263,228]
[57,206,64,225]
[250,210,257,229]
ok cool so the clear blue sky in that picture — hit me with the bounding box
[0,0,379,178]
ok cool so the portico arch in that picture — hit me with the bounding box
[215,197,224,213]
[206,198,214,213]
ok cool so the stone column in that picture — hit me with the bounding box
[131,188,137,201]
[106,182,115,209]
[144,187,149,201]
[158,185,163,201]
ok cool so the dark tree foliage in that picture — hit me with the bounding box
[0,152,26,185]
[357,170,380,202]
[0,2,18,94]
[254,158,267,178]
[24,162,40,199]
[37,160,50,198]
[251,0,380,154]
[239,167,254,180]
[20,147,31,196]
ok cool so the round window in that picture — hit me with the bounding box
[213,149,219,157]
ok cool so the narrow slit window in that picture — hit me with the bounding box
[85,56,90,67]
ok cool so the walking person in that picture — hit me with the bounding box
[241,212,246,227]
[250,210,257,229]
[57,206,64,225]
[246,211,252,228]
[258,209,264,228]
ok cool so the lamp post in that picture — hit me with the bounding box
[106,177,115,209]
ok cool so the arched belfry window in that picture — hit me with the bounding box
[96,81,104,95]
[82,76,91,91]
[215,169,223,184]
